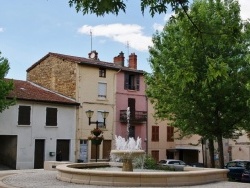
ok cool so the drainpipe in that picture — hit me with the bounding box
[145,95,148,155]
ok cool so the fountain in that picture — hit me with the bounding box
[55,107,229,186]
[110,135,145,171]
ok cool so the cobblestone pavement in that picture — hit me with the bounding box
[0,169,250,188]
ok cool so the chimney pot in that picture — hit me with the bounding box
[114,51,125,66]
[128,53,137,69]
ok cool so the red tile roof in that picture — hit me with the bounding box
[26,52,145,74]
[6,79,79,106]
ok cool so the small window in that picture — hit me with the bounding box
[18,105,31,125]
[152,126,159,141]
[167,126,174,142]
[99,68,106,78]
[98,82,107,98]
[46,107,57,126]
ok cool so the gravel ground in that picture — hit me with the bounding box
[1,169,250,188]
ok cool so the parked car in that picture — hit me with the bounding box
[158,159,186,171]
[225,160,250,181]
[241,162,250,183]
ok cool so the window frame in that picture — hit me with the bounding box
[46,107,58,126]
[18,105,31,125]
[124,73,140,91]
[99,68,106,78]
[98,82,107,99]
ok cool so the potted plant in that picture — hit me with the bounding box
[88,128,104,145]
[91,128,103,137]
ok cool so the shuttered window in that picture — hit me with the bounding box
[18,105,31,125]
[152,126,159,141]
[167,126,174,142]
[124,73,140,91]
[46,107,57,126]
[98,82,107,98]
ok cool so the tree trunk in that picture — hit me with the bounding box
[217,135,224,169]
[208,139,215,168]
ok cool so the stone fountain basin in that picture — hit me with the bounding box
[56,162,229,187]
[110,150,145,158]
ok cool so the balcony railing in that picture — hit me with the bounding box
[120,110,147,123]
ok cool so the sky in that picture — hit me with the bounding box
[0,0,250,80]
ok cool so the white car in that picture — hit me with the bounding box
[158,159,186,171]
[158,159,186,166]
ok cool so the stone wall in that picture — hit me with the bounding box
[27,56,77,99]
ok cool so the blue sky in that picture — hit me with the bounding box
[0,0,169,80]
[1,0,249,80]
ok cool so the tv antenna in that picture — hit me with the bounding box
[126,41,130,66]
[90,30,93,51]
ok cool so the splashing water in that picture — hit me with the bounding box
[114,135,142,151]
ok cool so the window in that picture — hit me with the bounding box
[97,111,105,128]
[46,107,57,126]
[98,82,107,98]
[167,126,174,142]
[124,73,140,90]
[152,126,159,141]
[99,68,106,78]
[18,105,31,125]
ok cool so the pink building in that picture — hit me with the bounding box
[113,52,148,150]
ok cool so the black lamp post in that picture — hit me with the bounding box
[85,110,109,162]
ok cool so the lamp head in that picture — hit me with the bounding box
[101,111,109,119]
[85,110,94,118]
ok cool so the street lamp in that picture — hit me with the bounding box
[85,110,109,162]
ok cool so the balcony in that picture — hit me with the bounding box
[120,110,147,124]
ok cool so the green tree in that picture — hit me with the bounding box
[68,0,189,17]
[0,52,15,113]
[146,0,250,168]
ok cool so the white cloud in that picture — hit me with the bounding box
[239,0,250,20]
[77,23,152,52]
[153,23,164,32]
[0,28,4,32]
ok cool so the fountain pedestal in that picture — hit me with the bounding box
[110,150,145,172]
[122,158,133,171]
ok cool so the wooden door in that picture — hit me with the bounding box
[56,140,70,161]
[34,139,45,169]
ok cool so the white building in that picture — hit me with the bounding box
[0,79,79,169]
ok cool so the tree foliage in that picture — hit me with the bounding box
[0,52,15,113]
[145,0,250,168]
[68,0,189,17]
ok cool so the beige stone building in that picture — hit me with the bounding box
[147,101,203,165]
[148,97,250,166]
[27,51,118,162]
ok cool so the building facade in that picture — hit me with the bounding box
[26,51,148,162]
[114,52,147,150]
[0,80,79,169]
[147,100,203,165]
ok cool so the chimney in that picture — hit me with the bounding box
[128,53,137,69]
[88,50,98,60]
[113,51,125,66]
